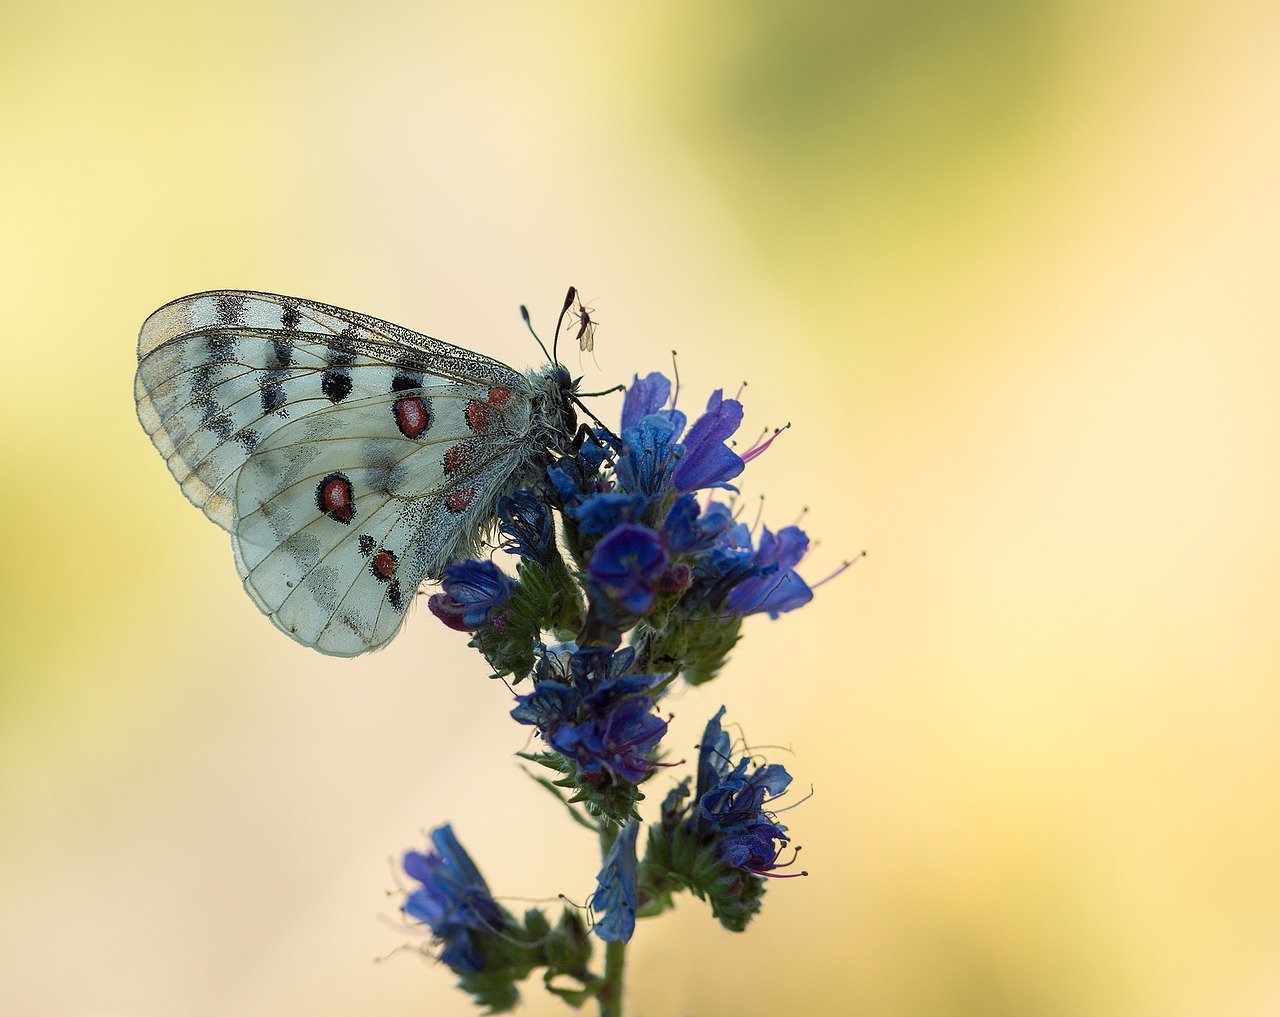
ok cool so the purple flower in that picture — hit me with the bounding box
[672,390,745,493]
[615,416,680,499]
[427,560,514,631]
[548,677,668,783]
[723,524,813,618]
[588,523,668,615]
[621,372,671,430]
[403,825,506,973]
[663,494,733,555]
[497,492,554,566]
[693,708,798,877]
[592,819,640,943]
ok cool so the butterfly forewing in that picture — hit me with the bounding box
[136,290,572,655]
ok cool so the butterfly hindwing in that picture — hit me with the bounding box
[230,386,539,655]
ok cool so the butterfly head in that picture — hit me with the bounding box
[531,362,579,453]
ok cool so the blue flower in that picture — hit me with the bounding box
[547,676,668,784]
[587,523,668,615]
[497,492,555,566]
[614,416,680,500]
[722,524,814,618]
[403,825,506,973]
[570,492,647,538]
[695,706,733,801]
[592,819,640,943]
[509,679,582,729]
[672,390,745,493]
[546,442,612,512]
[620,372,672,431]
[693,707,798,876]
[663,494,733,555]
[699,756,793,830]
[568,644,638,691]
[427,560,514,631]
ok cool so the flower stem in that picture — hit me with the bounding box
[597,822,627,1017]
[598,939,626,1017]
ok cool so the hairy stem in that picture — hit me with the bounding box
[597,823,626,1017]
[598,939,627,1017]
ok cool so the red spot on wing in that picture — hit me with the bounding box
[445,487,476,513]
[443,443,471,474]
[465,400,493,433]
[371,550,398,580]
[317,473,355,524]
[488,386,512,406]
[394,397,430,439]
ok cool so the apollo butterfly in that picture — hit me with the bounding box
[134,290,584,656]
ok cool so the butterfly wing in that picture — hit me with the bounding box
[231,385,539,655]
[135,290,524,530]
[135,290,547,655]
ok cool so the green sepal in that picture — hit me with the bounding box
[537,908,597,1004]
[639,819,766,933]
[449,906,598,1014]
[449,911,541,1014]
[632,610,742,687]
[518,750,647,826]
[473,554,583,682]
[520,765,602,833]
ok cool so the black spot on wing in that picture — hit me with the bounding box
[215,293,246,324]
[267,339,293,370]
[206,334,238,362]
[260,370,288,415]
[322,369,353,403]
[207,411,234,440]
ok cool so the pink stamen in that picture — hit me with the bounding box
[812,551,865,590]
[752,845,808,879]
[740,422,789,464]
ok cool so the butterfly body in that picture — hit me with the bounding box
[136,290,578,656]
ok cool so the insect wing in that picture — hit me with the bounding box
[135,290,522,530]
[135,290,539,655]
[231,384,536,655]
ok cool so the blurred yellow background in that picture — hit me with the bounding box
[3,2,1279,1015]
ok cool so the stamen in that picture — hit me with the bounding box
[812,551,865,589]
[741,422,790,464]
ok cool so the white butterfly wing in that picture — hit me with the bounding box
[135,290,524,530]
[135,290,552,656]
[231,386,538,656]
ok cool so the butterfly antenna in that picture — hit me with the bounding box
[551,285,577,365]
[520,304,554,364]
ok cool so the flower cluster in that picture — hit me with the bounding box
[398,368,828,1013]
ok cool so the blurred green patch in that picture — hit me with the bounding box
[663,1,1065,314]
